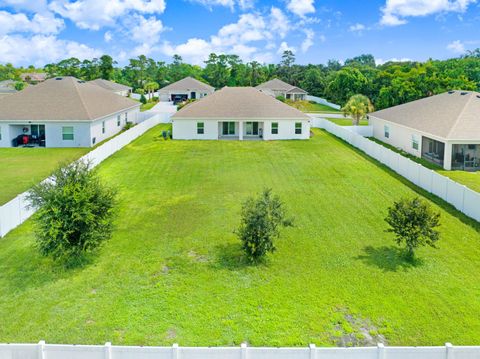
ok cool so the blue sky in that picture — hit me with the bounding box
[0,0,479,67]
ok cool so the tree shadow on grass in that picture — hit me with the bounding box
[355,245,424,272]
[211,242,268,271]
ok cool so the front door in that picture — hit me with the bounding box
[190,91,196,99]
[30,124,45,143]
[222,122,235,135]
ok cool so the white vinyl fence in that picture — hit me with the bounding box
[1,342,480,359]
[306,95,341,110]
[312,118,480,223]
[0,114,166,238]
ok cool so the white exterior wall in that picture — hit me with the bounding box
[172,119,310,140]
[172,119,219,140]
[160,90,213,102]
[0,107,140,148]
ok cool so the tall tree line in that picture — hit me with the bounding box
[1,50,479,110]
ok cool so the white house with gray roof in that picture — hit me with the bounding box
[369,90,480,171]
[172,87,310,140]
[159,77,215,103]
[256,78,308,101]
[0,77,140,148]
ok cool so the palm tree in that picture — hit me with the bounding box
[342,94,374,126]
[144,81,159,100]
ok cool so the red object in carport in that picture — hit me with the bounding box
[23,135,28,145]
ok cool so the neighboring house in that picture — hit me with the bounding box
[159,77,215,103]
[89,78,132,97]
[256,78,308,101]
[0,77,140,148]
[369,90,480,171]
[0,80,17,97]
[20,72,46,83]
[172,87,310,140]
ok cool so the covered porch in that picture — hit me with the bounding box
[451,143,480,171]
[218,121,265,140]
[9,124,46,147]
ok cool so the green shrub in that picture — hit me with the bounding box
[385,197,441,260]
[27,160,117,262]
[123,122,135,131]
[140,94,147,104]
[135,88,145,95]
[236,189,293,263]
[276,95,286,102]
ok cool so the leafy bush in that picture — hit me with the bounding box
[135,88,145,95]
[385,197,441,260]
[236,189,293,263]
[276,95,286,102]
[140,94,147,104]
[177,99,196,110]
[123,122,135,131]
[27,160,117,262]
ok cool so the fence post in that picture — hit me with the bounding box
[446,343,454,359]
[172,343,179,359]
[37,340,45,359]
[377,343,385,359]
[241,342,248,359]
[104,342,112,359]
[309,344,316,359]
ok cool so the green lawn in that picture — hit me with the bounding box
[0,147,89,205]
[1,126,480,347]
[286,100,341,113]
[369,138,480,193]
[141,102,157,112]
[326,117,369,126]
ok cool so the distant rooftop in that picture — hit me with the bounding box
[89,78,132,92]
[370,90,480,140]
[159,77,214,93]
[173,87,309,120]
[256,78,307,94]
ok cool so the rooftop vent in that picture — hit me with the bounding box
[55,77,63,80]
[77,80,85,83]
[477,95,480,99]
[460,92,469,95]
[448,91,455,94]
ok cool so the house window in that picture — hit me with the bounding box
[92,137,96,145]
[295,122,302,134]
[197,122,204,134]
[125,112,128,124]
[271,122,278,134]
[0,126,2,140]
[102,121,106,134]
[412,135,419,150]
[222,122,235,135]
[117,115,121,127]
[384,125,390,138]
[62,126,74,141]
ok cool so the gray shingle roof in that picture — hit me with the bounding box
[0,77,140,122]
[256,78,307,94]
[0,80,17,94]
[172,87,310,120]
[159,77,214,93]
[370,91,480,141]
[89,78,132,92]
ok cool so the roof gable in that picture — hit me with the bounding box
[159,77,214,93]
[89,79,132,92]
[256,78,307,94]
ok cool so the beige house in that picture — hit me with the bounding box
[172,87,310,140]
[369,90,480,171]
[159,77,215,103]
[0,77,140,148]
[89,79,132,97]
[256,78,308,101]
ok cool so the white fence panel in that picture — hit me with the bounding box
[0,344,37,359]
[384,346,445,359]
[316,347,377,359]
[43,344,104,359]
[310,117,480,223]
[111,346,172,359]
[453,346,480,359]
[248,347,309,359]
[306,95,341,110]
[180,347,241,359]
[0,115,162,238]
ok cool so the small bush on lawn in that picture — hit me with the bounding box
[140,94,147,104]
[236,189,293,263]
[27,160,117,263]
[385,197,441,261]
[123,122,135,131]
[276,95,286,102]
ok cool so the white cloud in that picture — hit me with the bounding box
[447,40,465,54]
[380,0,477,26]
[187,0,254,10]
[49,0,166,30]
[0,0,49,13]
[269,7,290,38]
[130,15,165,44]
[0,10,64,35]
[349,23,365,32]
[375,57,412,65]
[287,0,315,18]
[0,34,101,65]
[104,31,112,42]
[301,28,314,52]
[277,41,295,54]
